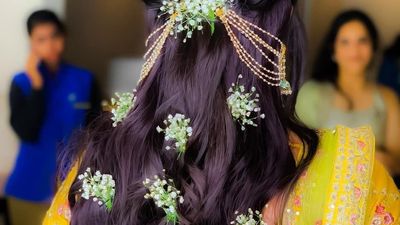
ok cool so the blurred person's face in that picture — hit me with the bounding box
[333,20,373,75]
[30,23,65,65]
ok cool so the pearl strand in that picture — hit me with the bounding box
[144,27,167,60]
[145,23,168,47]
[222,9,292,94]
[223,21,280,86]
[226,13,281,71]
[140,19,175,82]
[228,10,285,49]
[218,10,282,86]
[227,10,291,93]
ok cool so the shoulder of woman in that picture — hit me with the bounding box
[297,80,333,113]
[300,80,322,91]
[298,80,334,97]
[377,85,399,106]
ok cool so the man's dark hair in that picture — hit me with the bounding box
[27,9,65,35]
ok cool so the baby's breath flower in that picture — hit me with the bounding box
[143,175,184,224]
[160,0,228,42]
[157,113,192,158]
[78,168,116,211]
[111,91,136,127]
[227,75,265,131]
[231,208,266,225]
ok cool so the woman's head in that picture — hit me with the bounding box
[312,10,379,83]
[27,10,65,65]
[66,0,318,224]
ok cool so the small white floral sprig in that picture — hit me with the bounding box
[111,91,136,127]
[231,209,266,225]
[156,114,193,158]
[143,174,184,224]
[78,168,116,211]
[160,0,228,43]
[227,75,265,131]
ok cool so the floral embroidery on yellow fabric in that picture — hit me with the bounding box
[323,126,375,224]
[57,203,71,221]
[371,204,395,224]
[283,126,400,225]
[42,164,78,225]
[315,220,323,225]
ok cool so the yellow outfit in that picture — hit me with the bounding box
[284,126,400,224]
[43,126,400,225]
[42,164,77,225]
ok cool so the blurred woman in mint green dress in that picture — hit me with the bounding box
[296,10,400,176]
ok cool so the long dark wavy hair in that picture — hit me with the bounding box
[62,0,319,224]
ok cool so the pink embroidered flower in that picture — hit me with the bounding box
[383,212,394,224]
[357,164,367,173]
[294,195,301,207]
[57,206,64,216]
[57,203,71,220]
[354,187,362,199]
[372,217,383,225]
[357,140,366,149]
[376,204,386,215]
[314,220,322,225]
[350,214,359,224]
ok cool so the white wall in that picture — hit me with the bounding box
[44,0,65,18]
[108,58,143,96]
[0,0,65,194]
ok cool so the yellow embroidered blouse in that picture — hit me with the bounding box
[43,126,400,225]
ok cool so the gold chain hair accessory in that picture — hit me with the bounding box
[140,0,292,95]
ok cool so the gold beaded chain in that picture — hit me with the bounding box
[226,11,281,68]
[144,23,169,60]
[224,23,280,86]
[225,10,292,95]
[145,23,168,47]
[140,15,177,81]
[218,9,291,94]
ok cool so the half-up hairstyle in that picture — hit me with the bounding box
[63,0,319,224]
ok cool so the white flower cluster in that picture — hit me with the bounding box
[143,175,184,223]
[231,209,266,225]
[111,91,136,127]
[227,75,265,131]
[157,114,193,158]
[78,168,116,211]
[160,0,227,42]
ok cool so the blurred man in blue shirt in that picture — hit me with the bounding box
[5,10,101,225]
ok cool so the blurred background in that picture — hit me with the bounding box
[0,0,399,224]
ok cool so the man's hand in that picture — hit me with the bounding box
[25,52,43,90]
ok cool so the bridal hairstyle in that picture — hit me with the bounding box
[63,0,319,224]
